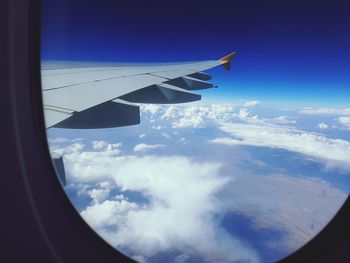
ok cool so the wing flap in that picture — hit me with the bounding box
[187,72,212,81]
[51,99,140,129]
[119,83,201,104]
[165,76,214,90]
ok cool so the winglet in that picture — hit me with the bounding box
[219,51,237,71]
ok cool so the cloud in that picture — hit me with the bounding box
[67,150,258,262]
[210,122,350,170]
[92,141,122,152]
[139,134,146,139]
[318,122,328,129]
[143,104,237,129]
[178,137,187,143]
[62,140,347,262]
[271,115,296,125]
[50,142,85,157]
[141,104,161,115]
[167,106,209,128]
[51,102,349,261]
[172,114,206,128]
[62,150,123,184]
[299,107,350,116]
[106,143,122,151]
[88,188,111,204]
[243,100,261,107]
[338,116,350,130]
[48,137,83,143]
[133,143,166,153]
[237,108,258,120]
[92,140,108,150]
[161,132,171,139]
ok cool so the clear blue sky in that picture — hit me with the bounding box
[41,0,350,107]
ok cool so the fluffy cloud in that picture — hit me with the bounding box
[237,108,258,120]
[92,140,108,150]
[142,104,235,128]
[318,122,328,129]
[59,139,347,263]
[243,100,261,107]
[64,146,258,262]
[169,106,208,128]
[48,101,350,262]
[50,142,85,157]
[133,143,166,152]
[141,104,161,115]
[210,122,350,170]
[92,141,122,152]
[88,187,111,204]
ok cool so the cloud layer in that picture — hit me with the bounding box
[210,122,350,170]
[47,101,350,263]
[58,144,259,263]
[299,107,350,116]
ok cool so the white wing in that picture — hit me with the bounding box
[42,52,236,129]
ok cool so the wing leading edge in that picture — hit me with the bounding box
[42,51,237,129]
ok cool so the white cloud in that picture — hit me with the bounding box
[210,122,350,170]
[72,152,258,263]
[106,143,122,151]
[338,116,350,130]
[140,104,161,115]
[139,134,146,139]
[133,143,166,152]
[92,140,108,150]
[53,118,348,262]
[243,100,261,107]
[88,188,111,204]
[272,115,296,125]
[179,137,187,143]
[172,114,206,128]
[81,199,139,229]
[66,141,347,262]
[48,137,83,143]
[299,107,350,116]
[237,108,258,120]
[161,132,171,139]
[62,150,123,184]
[237,108,250,119]
[153,104,237,129]
[50,142,85,157]
[92,141,122,152]
[318,122,328,129]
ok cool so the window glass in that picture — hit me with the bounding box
[42,1,350,262]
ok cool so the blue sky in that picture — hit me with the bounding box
[41,0,350,106]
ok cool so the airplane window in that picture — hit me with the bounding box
[41,1,350,262]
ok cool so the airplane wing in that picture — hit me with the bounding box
[42,51,236,129]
